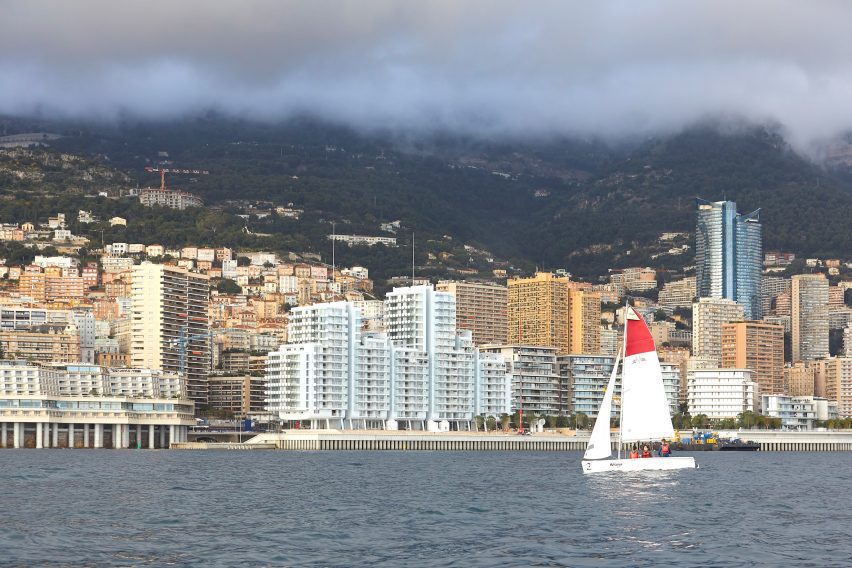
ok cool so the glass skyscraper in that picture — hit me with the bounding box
[695,199,762,320]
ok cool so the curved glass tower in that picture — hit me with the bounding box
[695,199,762,320]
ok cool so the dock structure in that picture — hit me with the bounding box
[233,430,852,452]
[730,430,852,452]
[247,432,589,451]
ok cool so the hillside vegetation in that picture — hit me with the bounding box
[2,116,851,283]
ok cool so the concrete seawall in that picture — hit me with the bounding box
[236,430,852,452]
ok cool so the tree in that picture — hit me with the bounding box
[718,418,737,429]
[691,414,710,429]
[216,278,242,294]
[574,412,590,430]
[737,410,758,429]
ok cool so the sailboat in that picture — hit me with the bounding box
[581,306,697,474]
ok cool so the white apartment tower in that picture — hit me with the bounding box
[131,262,211,405]
[266,287,511,430]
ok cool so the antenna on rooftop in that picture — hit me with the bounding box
[411,230,415,286]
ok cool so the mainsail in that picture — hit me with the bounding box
[619,307,675,443]
[583,352,621,460]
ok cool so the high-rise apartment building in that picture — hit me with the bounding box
[568,289,601,354]
[266,288,511,430]
[484,345,562,415]
[721,321,784,394]
[436,281,507,346]
[507,273,599,354]
[695,199,762,319]
[820,357,852,418]
[692,297,744,365]
[761,276,791,316]
[560,354,679,418]
[131,262,211,405]
[791,274,829,362]
[508,272,571,352]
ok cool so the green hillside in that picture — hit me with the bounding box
[2,116,851,284]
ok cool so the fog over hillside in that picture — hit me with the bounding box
[3,1,852,154]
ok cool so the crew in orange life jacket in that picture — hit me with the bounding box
[641,445,652,458]
[660,440,671,457]
[629,446,639,459]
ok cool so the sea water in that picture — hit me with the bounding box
[1,450,850,567]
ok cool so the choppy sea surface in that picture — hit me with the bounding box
[1,450,851,567]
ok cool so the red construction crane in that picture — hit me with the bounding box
[144,166,210,191]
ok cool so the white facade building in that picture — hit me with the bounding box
[328,234,398,247]
[265,287,511,431]
[761,394,817,430]
[0,360,194,449]
[687,368,757,419]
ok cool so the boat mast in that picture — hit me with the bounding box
[617,299,629,459]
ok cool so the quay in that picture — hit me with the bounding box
[171,442,276,450]
[229,430,852,452]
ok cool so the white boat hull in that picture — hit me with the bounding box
[581,456,697,474]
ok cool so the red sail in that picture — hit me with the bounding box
[624,308,655,357]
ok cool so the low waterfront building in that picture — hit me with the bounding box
[687,368,757,419]
[761,394,818,430]
[0,360,194,449]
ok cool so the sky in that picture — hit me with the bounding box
[2,1,852,151]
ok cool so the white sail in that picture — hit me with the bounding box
[619,307,675,443]
[583,352,620,460]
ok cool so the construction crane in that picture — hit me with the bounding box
[144,166,209,191]
[166,318,215,379]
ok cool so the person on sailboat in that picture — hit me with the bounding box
[659,439,671,457]
[641,445,652,458]
[629,446,639,459]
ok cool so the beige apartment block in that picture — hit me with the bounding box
[507,273,599,354]
[508,272,572,352]
[692,297,744,365]
[819,357,852,418]
[721,321,785,394]
[436,281,508,346]
[785,361,815,396]
[567,289,601,355]
[0,326,82,363]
